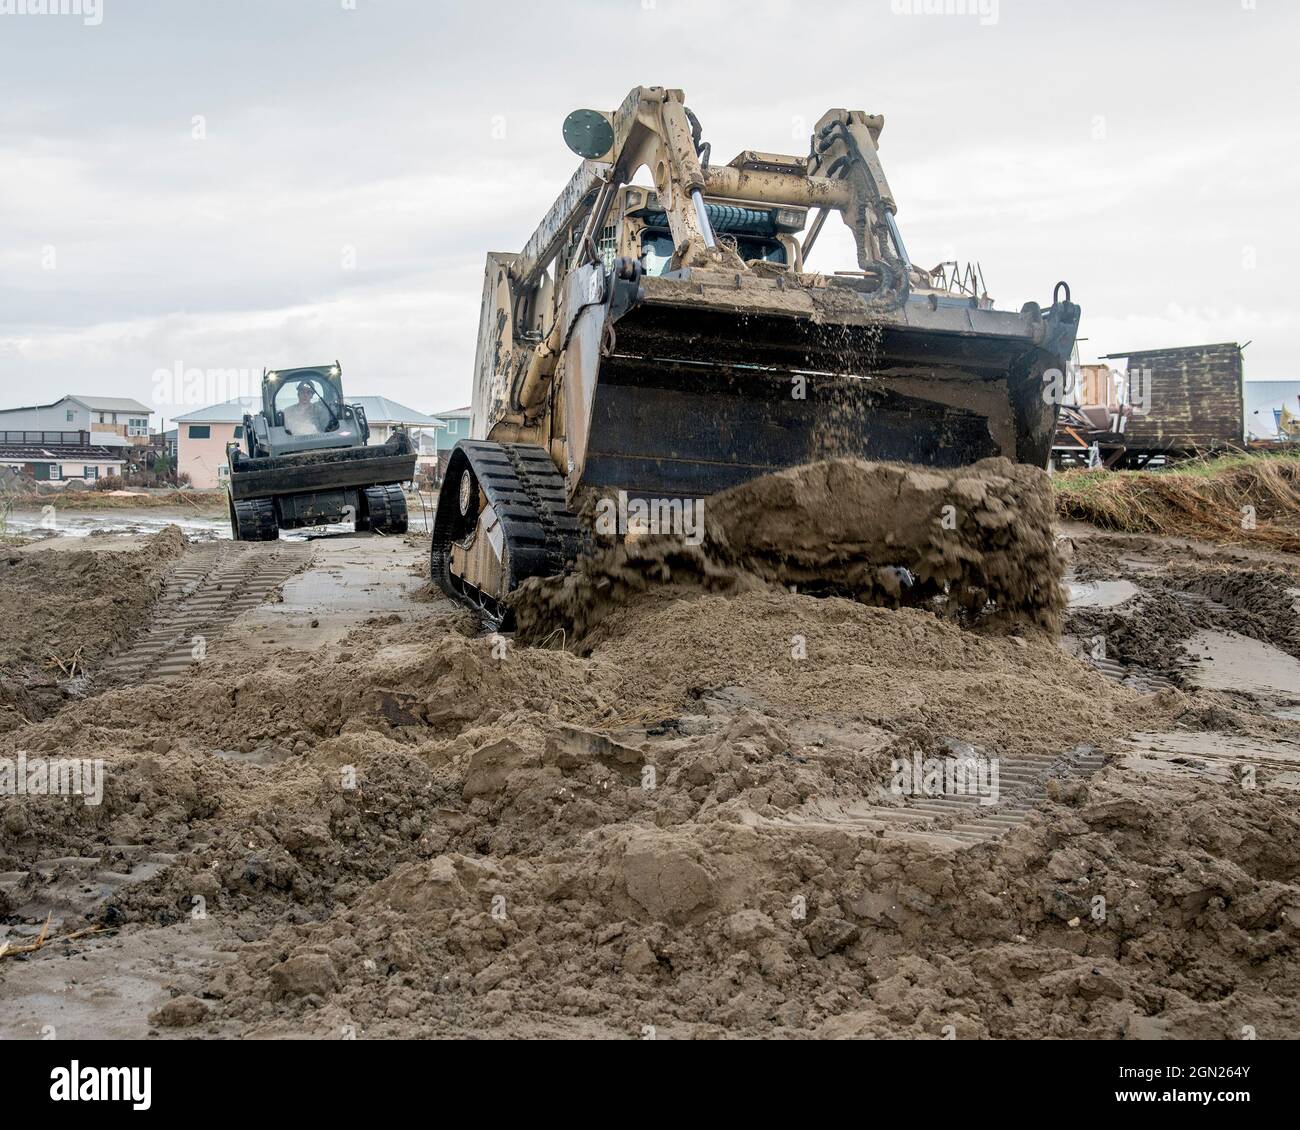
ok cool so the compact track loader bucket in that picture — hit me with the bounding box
[579,285,1076,498]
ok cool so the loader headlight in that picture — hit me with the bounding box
[773,208,806,233]
[562,108,614,160]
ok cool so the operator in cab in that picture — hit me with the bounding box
[283,380,331,436]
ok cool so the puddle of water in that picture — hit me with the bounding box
[4,509,226,540]
[4,502,430,544]
[1067,578,1140,609]
[1186,629,1300,697]
[1118,555,1163,573]
[285,521,354,542]
[235,538,438,651]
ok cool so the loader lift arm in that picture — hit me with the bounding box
[513,86,899,287]
[503,85,917,427]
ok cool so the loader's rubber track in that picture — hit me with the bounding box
[98,542,312,686]
[360,484,409,535]
[432,440,582,624]
[230,496,278,541]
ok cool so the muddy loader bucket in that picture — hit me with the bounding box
[576,295,1073,499]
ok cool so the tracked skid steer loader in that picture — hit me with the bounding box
[432,86,1080,621]
[227,363,416,540]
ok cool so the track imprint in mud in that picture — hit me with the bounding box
[1064,534,1300,696]
[98,542,313,685]
[772,744,1109,850]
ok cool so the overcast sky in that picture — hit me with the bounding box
[1,0,1296,424]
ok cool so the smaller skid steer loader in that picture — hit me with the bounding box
[226,362,416,541]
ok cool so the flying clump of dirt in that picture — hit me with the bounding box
[514,457,1065,647]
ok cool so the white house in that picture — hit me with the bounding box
[359,396,446,451]
[0,395,153,447]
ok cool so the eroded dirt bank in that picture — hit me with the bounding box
[2,479,1300,1039]
[0,528,186,732]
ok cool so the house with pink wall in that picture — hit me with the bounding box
[173,398,259,489]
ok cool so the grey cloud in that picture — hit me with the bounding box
[1,0,1296,415]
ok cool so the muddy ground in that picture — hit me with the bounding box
[1,476,1299,1039]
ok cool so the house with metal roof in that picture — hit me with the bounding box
[172,395,445,488]
[430,406,472,451]
[0,395,154,448]
[0,430,127,485]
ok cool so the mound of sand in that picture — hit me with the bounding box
[0,563,1219,1038]
[516,457,1065,647]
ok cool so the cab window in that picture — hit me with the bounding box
[640,230,786,276]
[273,376,338,417]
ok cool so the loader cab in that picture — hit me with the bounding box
[265,366,343,432]
[639,228,786,276]
[243,363,370,459]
